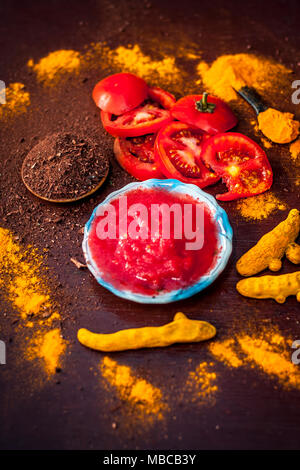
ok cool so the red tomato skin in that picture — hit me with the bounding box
[154,122,220,188]
[92,73,148,115]
[101,109,173,137]
[171,94,238,134]
[100,86,175,137]
[114,137,165,181]
[200,132,273,201]
[147,86,176,110]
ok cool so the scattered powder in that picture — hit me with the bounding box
[29,43,183,90]
[100,357,166,422]
[209,328,300,390]
[0,227,57,321]
[197,53,291,102]
[186,361,218,405]
[105,44,180,84]
[236,192,287,220]
[260,137,273,149]
[209,339,243,368]
[28,50,81,85]
[0,227,67,380]
[237,334,300,389]
[0,83,30,120]
[26,328,67,376]
[290,139,300,161]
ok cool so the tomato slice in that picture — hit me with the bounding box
[200,132,273,201]
[101,86,175,138]
[147,86,176,110]
[154,122,220,188]
[92,73,148,115]
[114,134,165,180]
[171,93,238,134]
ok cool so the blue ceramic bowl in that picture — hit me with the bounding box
[82,179,233,304]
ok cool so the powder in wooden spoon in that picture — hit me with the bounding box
[22,133,109,202]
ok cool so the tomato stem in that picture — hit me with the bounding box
[195,92,216,113]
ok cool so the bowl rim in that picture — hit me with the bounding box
[82,178,233,304]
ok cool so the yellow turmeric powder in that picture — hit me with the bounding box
[197,53,291,102]
[236,209,300,276]
[29,43,184,92]
[0,227,58,322]
[236,192,287,221]
[209,328,300,390]
[100,357,166,421]
[260,137,273,149]
[258,108,299,144]
[209,339,243,368]
[0,227,67,382]
[0,82,30,120]
[28,50,81,85]
[186,362,218,404]
[290,138,300,161]
[78,312,216,352]
[105,44,180,84]
[237,334,300,389]
[26,328,67,376]
[237,271,300,303]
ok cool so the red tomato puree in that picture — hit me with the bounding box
[88,188,219,296]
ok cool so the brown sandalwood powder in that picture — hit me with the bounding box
[22,133,109,202]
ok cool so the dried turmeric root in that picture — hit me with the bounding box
[236,209,300,276]
[286,242,300,265]
[236,271,300,303]
[77,312,216,352]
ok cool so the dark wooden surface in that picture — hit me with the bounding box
[0,0,299,450]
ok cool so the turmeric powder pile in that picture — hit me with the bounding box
[0,227,58,322]
[0,82,30,120]
[290,139,300,161]
[28,50,81,85]
[209,339,243,368]
[197,53,291,102]
[209,328,300,390]
[236,192,287,221]
[186,361,218,405]
[104,44,180,85]
[26,328,67,376]
[100,357,167,424]
[258,108,299,144]
[0,227,67,379]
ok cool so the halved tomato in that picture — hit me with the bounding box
[171,93,238,134]
[114,134,165,180]
[200,132,273,201]
[92,72,148,115]
[147,86,176,110]
[154,122,220,188]
[101,86,176,137]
